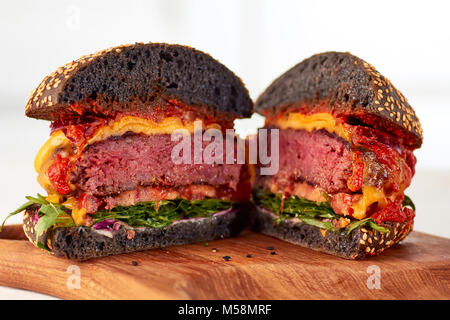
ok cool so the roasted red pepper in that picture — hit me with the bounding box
[47,154,71,195]
[370,196,415,226]
[347,150,364,192]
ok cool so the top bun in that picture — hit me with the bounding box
[25,43,253,123]
[255,52,422,148]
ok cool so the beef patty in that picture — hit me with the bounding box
[70,133,242,197]
[257,129,353,194]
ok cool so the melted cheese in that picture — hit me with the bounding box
[34,130,71,173]
[46,194,62,204]
[351,186,387,220]
[62,198,89,225]
[87,116,204,145]
[272,112,351,141]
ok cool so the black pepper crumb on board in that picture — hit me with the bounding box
[270,251,277,255]
[246,254,252,258]
[223,256,231,261]
[131,261,138,266]
[266,246,274,250]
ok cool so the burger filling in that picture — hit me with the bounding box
[254,111,416,233]
[26,113,249,229]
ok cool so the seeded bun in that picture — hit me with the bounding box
[252,207,412,259]
[255,52,422,148]
[25,43,252,123]
[23,206,248,261]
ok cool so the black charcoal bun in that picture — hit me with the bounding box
[255,52,422,148]
[25,43,253,123]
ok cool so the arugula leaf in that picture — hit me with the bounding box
[346,218,390,236]
[0,194,75,250]
[346,218,370,235]
[0,200,35,232]
[25,194,48,206]
[93,198,233,229]
[253,189,338,216]
[0,193,60,232]
[253,189,340,231]
[35,203,61,243]
[402,195,416,212]
[254,189,390,235]
[296,216,335,230]
[368,220,390,233]
[36,241,51,252]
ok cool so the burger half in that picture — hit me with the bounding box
[252,52,422,259]
[2,43,253,260]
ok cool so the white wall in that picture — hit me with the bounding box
[0,0,449,237]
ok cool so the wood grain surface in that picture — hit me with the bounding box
[0,224,449,300]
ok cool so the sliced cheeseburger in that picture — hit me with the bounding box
[6,43,253,260]
[252,52,422,259]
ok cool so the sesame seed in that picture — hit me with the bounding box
[362,233,367,240]
[211,248,218,253]
[360,239,365,245]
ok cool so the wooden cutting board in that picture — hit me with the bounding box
[0,224,449,299]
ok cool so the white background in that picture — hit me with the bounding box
[0,0,449,299]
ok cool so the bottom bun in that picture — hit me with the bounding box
[23,205,248,261]
[251,206,413,259]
